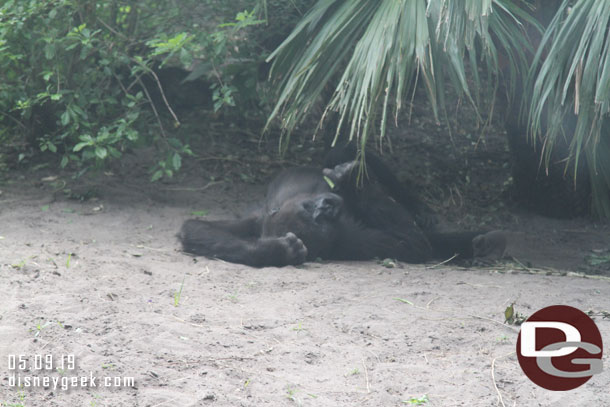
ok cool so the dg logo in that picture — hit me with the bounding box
[516,305,603,391]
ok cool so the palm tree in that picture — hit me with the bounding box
[266,0,610,218]
[526,0,610,217]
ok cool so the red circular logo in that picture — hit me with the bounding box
[516,305,603,391]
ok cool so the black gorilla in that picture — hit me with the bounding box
[179,147,482,267]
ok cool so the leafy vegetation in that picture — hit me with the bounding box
[267,0,610,217]
[526,1,610,217]
[267,0,535,150]
[0,0,277,179]
[2,0,610,216]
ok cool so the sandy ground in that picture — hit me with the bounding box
[1,170,610,407]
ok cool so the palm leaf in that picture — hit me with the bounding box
[266,0,534,153]
[527,0,610,217]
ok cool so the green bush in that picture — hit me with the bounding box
[0,0,275,180]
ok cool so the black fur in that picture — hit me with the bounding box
[179,149,481,267]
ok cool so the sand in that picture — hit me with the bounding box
[0,170,609,407]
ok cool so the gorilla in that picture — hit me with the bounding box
[179,146,486,267]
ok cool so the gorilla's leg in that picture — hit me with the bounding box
[332,218,432,263]
[323,159,434,260]
[472,230,507,259]
[324,143,435,226]
[179,218,308,267]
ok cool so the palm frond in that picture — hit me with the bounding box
[266,0,534,152]
[527,0,610,217]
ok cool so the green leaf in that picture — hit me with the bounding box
[95,146,108,160]
[44,43,55,60]
[71,104,87,119]
[73,142,89,152]
[126,130,138,142]
[61,111,70,126]
[179,48,192,67]
[151,170,163,182]
[172,153,182,170]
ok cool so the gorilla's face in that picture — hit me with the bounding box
[262,192,344,259]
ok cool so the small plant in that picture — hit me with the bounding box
[32,321,52,337]
[292,321,306,332]
[379,258,398,268]
[504,303,527,325]
[286,387,297,402]
[7,390,26,407]
[403,394,429,405]
[173,275,186,307]
[90,394,102,407]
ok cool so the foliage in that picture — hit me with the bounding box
[266,0,536,152]
[0,0,272,180]
[526,0,610,217]
[267,0,610,217]
[4,0,608,217]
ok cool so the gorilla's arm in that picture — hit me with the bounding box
[178,218,307,267]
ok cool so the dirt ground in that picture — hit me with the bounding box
[1,144,610,407]
[1,89,610,406]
